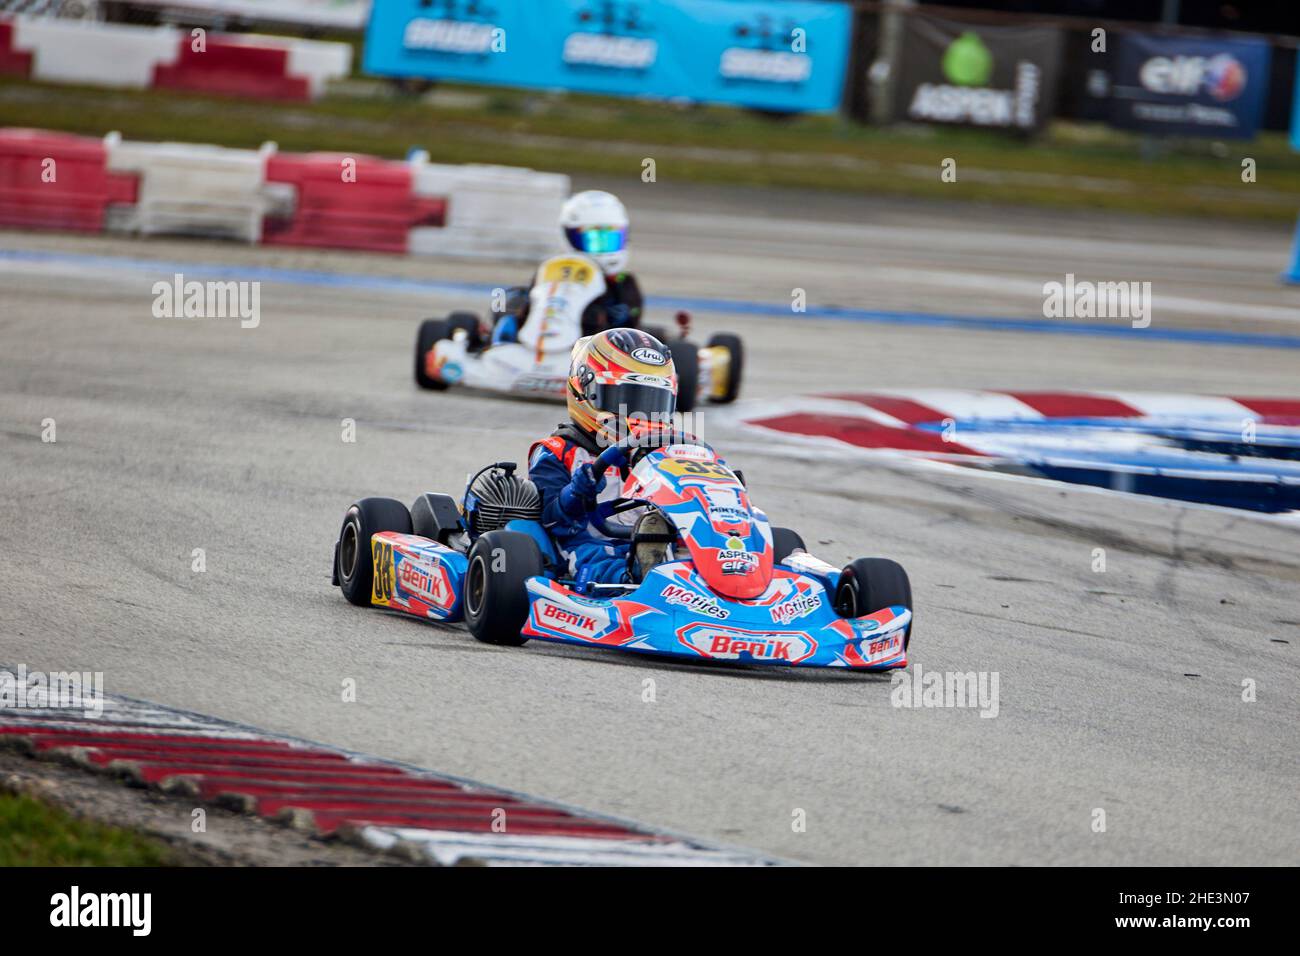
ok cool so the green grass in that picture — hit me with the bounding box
[3,76,1299,221]
[0,791,179,866]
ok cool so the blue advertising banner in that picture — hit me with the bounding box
[1291,55,1300,151]
[363,0,852,113]
[1109,33,1270,139]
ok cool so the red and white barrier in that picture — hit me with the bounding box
[0,688,771,866]
[0,15,349,100]
[0,127,569,260]
[0,128,137,233]
[263,152,446,254]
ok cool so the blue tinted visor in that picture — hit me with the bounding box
[566,226,627,256]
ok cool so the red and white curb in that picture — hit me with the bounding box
[735,390,1300,460]
[0,686,778,867]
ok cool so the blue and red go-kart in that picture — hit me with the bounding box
[332,437,912,670]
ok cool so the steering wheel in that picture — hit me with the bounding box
[588,436,661,539]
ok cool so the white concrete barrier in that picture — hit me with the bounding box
[410,162,570,261]
[105,139,274,242]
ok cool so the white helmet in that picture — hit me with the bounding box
[559,190,629,274]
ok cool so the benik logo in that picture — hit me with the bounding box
[50,886,151,936]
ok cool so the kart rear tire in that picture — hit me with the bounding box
[706,333,744,404]
[667,339,699,413]
[835,557,913,645]
[464,530,543,647]
[771,527,806,564]
[415,314,482,390]
[336,497,413,608]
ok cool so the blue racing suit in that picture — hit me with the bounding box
[527,424,630,585]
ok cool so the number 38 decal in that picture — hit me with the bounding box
[372,540,395,605]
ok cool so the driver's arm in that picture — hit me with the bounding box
[529,443,604,542]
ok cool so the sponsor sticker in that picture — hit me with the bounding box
[770,591,822,625]
[397,559,454,610]
[631,346,667,365]
[535,600,605,640]
[679,625,817,664]
[661,584,730,620]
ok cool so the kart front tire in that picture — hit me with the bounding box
[464,531,544,647]
[415,318,451,390]
[835,557,913,645]
[706,333,744,404]
[336,497,413,607]
[771,527,806,564]
[667,339,699,413]
[415,314,482,390]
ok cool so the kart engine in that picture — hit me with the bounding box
[465,463,543,536]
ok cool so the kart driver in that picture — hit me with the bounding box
[492,190,643,344]
[528,327,679,586]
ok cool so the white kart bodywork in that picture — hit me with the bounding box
[433,254,604,397]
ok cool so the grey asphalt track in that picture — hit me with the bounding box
[1,186,1297,865]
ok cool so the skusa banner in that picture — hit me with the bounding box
[893,15,1063,133]
[1291,55,1300,151]
[363,0,852,113]
[1108,33,1270,139]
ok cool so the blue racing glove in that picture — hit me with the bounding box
[558,462,606,520]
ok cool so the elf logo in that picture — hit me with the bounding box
[50,886,151,936]
[1139,54,1247,101]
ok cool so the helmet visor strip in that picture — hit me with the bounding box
[566,226,628,255]
[591,381,675,426]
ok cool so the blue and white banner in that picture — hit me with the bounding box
[1109,33,1271,140]
[363,0,852,113]
[1291,55,1300,151]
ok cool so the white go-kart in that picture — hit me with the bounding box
[413,254,743,411]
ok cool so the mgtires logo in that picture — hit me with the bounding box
[770,592,821,624]
[661,584,729,620]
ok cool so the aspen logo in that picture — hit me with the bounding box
[536,600,604,639]
[50,887,151,936]
[398,560,453,609]
[680,625,816,664]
